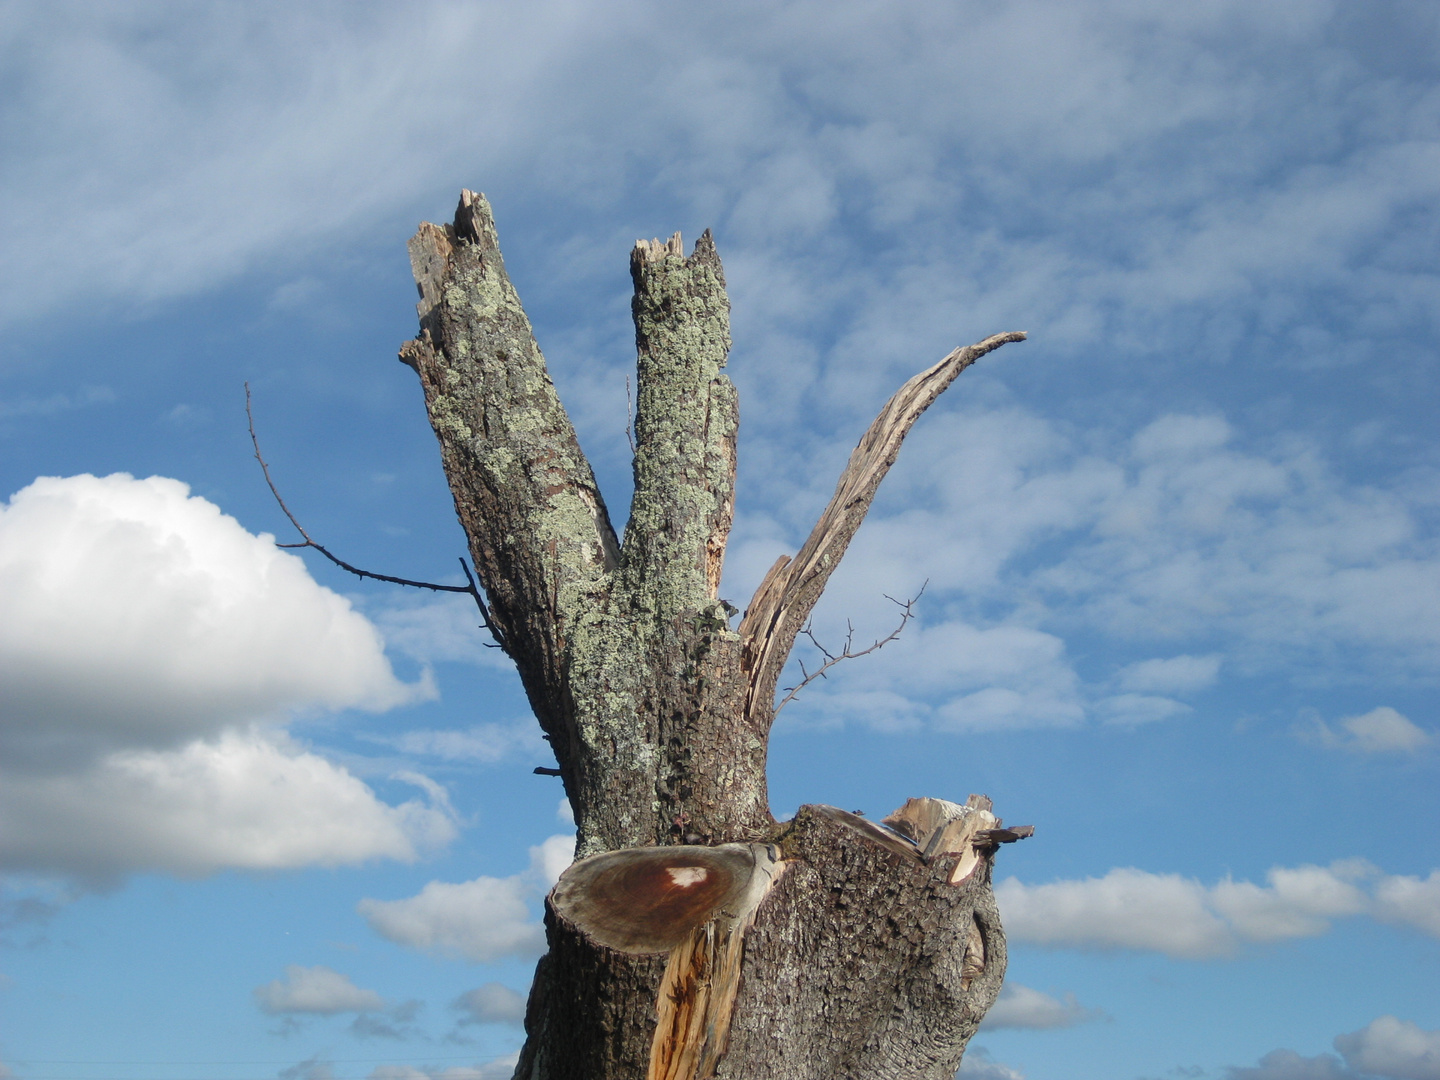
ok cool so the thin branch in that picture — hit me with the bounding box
[244,382,508,650]
[738,331,1025,728]
[774,582,926,715]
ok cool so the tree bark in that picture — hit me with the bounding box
[400,191,1026,1080]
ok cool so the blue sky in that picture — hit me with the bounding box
[1,3,1437,1080]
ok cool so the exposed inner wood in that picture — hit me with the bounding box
[648,849,785,1080]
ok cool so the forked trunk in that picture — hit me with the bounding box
[400,191,1027,1079]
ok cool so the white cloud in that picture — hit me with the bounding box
[530,834,577,890]
[777,615,1084,734]
[1209,861,1371,941]
[1226,1016,1440,1080]
[1340,708,1432,753]
[358,834,573,963]
[369,593,511,669]
[254,965,386,1015]
[0,474,449,880]
[1226,1049,1353,1080]
[359,875,541,964]
[0,730,454,878]
[454,983,527,1027]
[1304,707,1433,755]
[5,1,1437,404]
[1335,1016,1440,1080]
[760,404,1439,734]
[0,474,422,766]
[979,983,1104,1030]
[998,867,1232,959]
[384,723,547,765]
[1116,654,1222,695]
[1373,871,1440,938]
[997,859,1436,959]
[1095,693,1192,727]
[957,1046,1025,1080]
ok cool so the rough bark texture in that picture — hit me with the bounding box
[400,191,1027,1080]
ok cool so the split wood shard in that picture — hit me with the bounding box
[551,843,785,1080]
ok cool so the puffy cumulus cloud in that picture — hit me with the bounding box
[998,867,1232,959]
[0,730,454,878]
[1225,1016,1440,1080]
[1334,1016,1440,1080]
[530,834,578,890]
[1208,861,1372,941]
[979,983,1104,1030]
[0,474,449,880]
[1373,871,1440,938]
[1302,707,1433,755]
[997,859,1439,959]
[957,1047,1025,1080]
[359,834,574,963]
[359,876,540,964]
[255,965,386,1015]
[454,983,527,1027]
[0,474,423,766]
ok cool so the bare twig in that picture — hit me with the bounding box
[244,383,508,650]
[774,582,926,714]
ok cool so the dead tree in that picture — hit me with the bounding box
[398,191,1027,1080]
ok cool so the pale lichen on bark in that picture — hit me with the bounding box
[623,230,738,618]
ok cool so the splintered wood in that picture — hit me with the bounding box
[646,846,785,1080]
[648,916,748,1080]
[882,794,1007,885]
[635,231,686,263]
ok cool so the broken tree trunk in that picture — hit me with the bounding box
[400,191,1027,1080]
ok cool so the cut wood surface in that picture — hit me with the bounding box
[551,843,781,955]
